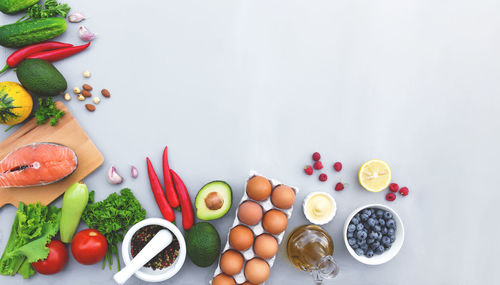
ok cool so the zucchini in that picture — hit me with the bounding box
[0,18,67,48]
[0,0,38,14]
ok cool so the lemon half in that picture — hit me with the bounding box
[358,159,392,192]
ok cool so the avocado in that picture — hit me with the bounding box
[16,59,67,97]
[195,181,232,220]
[186,222,221,267]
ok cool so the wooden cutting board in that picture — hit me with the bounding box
[0,101,103,208]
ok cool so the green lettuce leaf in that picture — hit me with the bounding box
[0,202,61,278]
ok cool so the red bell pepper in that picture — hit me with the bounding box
[0,41,73,74]
[27,42,91,62]
[170,169,195,230]
[163,146,179,208]
[146,158,175,222]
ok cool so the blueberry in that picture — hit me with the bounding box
[371,241,380,249]
[347,231,354,238]
[361,213,369,221]
[390,235,396,243]
[362,209,372,216]
[386,219,396,228]
[382,236,391,245]
[351,244,359,249]
[356,231,367,240]
[382,227,388,235]
[378,219,385,226]
[376,233,382,240]
[376,245,385,254]
[369,231,378,239]
[370,213,377,220]
[351,217,360,225]
[356,224,364,231]
[357,238,366,245]
[388,228,395,236]
[361,244,369,251]
[367,238,374,244]
[385,244,391,250]
[367,218,376,228]
[384,211,393,220]
[354,213,361,220]
[374,225,382,232]
[355,248,364,256]
[348,224,356,232]
[376,209,384,217]
[348,238,357,246]
[366,250,374,258]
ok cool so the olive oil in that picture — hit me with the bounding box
[286,225,334,272]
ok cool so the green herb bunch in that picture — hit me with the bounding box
[82,188,146,270]
[18,0,70,22]
[34,97,65,126]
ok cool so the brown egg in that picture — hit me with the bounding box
[246,176,271,201]
[262,209,288,235]
[238,201,263,226]
[239,283,255,285]
[271,185,295,209]
[213,273,236,285]
[244,258,270,284]
[253,234,278,259]
[220,250,244,275]
[229,225,254,251]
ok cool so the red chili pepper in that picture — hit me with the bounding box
[27,42,91,62]
[146,158,175,222]
[0,41,73,74]
[170,169,195,230]
[163,146,179,208]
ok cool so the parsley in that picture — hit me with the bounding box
[34,97,65,126]
[18,0,70,22]
[82,189,146,270]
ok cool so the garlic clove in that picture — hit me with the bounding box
[107,166,124,184]
[131,166,138,178]
[68,12,85,23]
[78,26,96,42]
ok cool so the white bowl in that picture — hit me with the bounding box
[302,191,337,225]
[343,204,404,265]
[121,218,186,282]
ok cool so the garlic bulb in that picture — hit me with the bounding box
[107,166,123,184]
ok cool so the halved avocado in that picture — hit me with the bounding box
[195,181,232,220]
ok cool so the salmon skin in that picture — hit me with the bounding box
[0,143,78,189]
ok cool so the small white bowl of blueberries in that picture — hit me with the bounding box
[343,204,404,265]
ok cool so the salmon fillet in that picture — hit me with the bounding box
[0,143,78,188]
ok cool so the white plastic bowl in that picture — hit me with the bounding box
[343,204,404,265]
[121,218,186,282]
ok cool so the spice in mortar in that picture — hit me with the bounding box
[131,225,180,270]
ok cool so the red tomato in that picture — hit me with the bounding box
[71,229,108,265]
[32,240,68,275]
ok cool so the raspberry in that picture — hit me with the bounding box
[319,173,327,182]
[312,152,321,161]
[333,162,342,172]
[389,183,399,192]
[304,165,313,175]
[313,161,323,170]
[334,182,344,191]
[386,193,396,201]
[399,187,409,196]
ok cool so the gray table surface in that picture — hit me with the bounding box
[1,0,498,284]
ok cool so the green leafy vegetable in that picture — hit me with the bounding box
[82,188,146,270]
[18,0,70,22]
[34,97,65,126]
[0,202,61,279]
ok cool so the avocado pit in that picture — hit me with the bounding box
[205,192,224,210]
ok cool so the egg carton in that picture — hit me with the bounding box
[211,170,299,284]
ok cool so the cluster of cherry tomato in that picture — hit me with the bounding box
[32,229,107,275]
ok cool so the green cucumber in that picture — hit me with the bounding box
[0,17,66,48]
[16,59,67,96]
[60,182,89,243]
[0,0,38,14]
